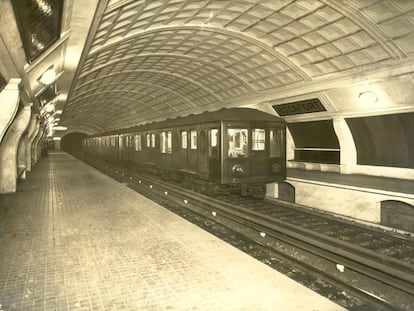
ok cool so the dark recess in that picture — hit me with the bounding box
[287,120,340,164]
[0,72,6,92]
[61,133,88,154]
[381,200,414,233]
[346,112,414,168]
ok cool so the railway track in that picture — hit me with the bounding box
[80,155,414,311]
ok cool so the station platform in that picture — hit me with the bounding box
[287,168,414,195]
[275,168,414,228]
[0,152,345,311]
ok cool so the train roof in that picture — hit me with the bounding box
[94,108,284,136]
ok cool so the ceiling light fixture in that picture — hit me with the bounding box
[47,116,55,124]
[44,103,55,113]
[53,126,68,131]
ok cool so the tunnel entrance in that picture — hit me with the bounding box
[61,132,88,155]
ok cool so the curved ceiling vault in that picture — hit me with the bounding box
[62,0,414,134]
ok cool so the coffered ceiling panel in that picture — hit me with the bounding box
[60,0,414,133]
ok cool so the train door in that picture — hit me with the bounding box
[250,128,268,177]
[223,124,249,184]
[145,132,156,164]
[188,129,198,172]
[113,135,119,160]
[154,131,160,166]
[198,128,208,177]
[268,126,286,179]
[208,126,220,183]
[125,134,131,162]
[118,135,124,161]
[179,130,188,170]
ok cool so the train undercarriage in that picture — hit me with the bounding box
[123,159,268,199]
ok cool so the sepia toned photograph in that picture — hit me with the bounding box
[0,1,413,310]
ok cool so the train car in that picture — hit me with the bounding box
[82,108,286,198]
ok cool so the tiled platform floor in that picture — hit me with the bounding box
[0,152,345,311]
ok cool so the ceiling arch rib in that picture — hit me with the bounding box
[68,95,188,126]
[61,0,414,134]
[76,57,253,99]
[88,0,396,78]
[66,89,187,117]
[78,53,258,94]
[87,25,311,80]
[72,69,222,106]
[321,0,406,59]
[69,81,198,110]
[90,25,311,82]
[71,72,169,99]
[81,27,305,93]
[63,96,177,131]
[69,90,181,112]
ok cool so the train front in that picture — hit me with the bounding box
[221,121,286,198]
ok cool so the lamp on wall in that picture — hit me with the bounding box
[39,67,57,85]
[358,91,378,104]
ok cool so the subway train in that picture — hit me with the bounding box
[82,108,286,198]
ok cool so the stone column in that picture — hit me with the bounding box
[16,112,36,179]
[31,124,43,164]
[0,78,21,143]
[17,132,28,179]
[0,105,31,193]
[37,128,47,159]
[26,116,39,171]
[333,117,357,174]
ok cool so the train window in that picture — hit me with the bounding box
[227,128,248,158]
[161,132,166,153]
[134,134,141,151]
[151,133,155,148]
[210,129,218,147]
[128,135,133,148]
[167,131,172,153]
[270,129,283,157]
[146,134,151,147]
[181,131,187,149]
[160,131,172,153]
[252,129,265,151]
[190,130,197,149]
[119,136,123,149]
[209,129,218,158]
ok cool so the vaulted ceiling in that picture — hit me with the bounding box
[1,0,414,135]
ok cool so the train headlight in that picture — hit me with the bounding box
[232,164,245,176]
[271,163,281,173]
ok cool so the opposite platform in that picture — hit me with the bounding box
[0,152,345,311]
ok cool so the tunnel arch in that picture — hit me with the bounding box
[61,132,89,155]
